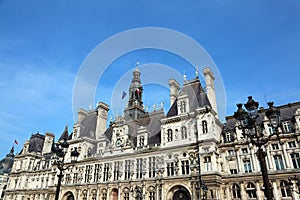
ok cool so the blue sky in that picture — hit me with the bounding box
[0,0,300,158]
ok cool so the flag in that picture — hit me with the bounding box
[136,88,140,94]
[122,91,127,99]
[14,139,18,145]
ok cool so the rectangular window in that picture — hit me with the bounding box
[124,160,131,180]
[94,164,101,182]
[274,155,285,170]
[230,169,238,174]
[181,160,190,175]
[149,157,156,178]
[291,153,300,169]
[272,143,279,150]
[84,165,92,183]
[103,163,110,182]
[243,159,252,173]
[73,173,78,184]
[242,148,248,154]
[288,141,296,148]
[149,191,155,200]
[204,156,212,172]
[113,161,120,181]
[228,150,235,156]
[136,158,143,179]
[283,121,292,133]
[139,136,144,147]
[167,162,175,176]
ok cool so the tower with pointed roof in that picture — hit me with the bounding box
[124,67,146,121]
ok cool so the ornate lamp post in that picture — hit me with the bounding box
[233,96,281,200]
[52,138,80,200]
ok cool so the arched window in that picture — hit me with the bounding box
[101,189,107,200]
[246,183,257,198]
[167,129,173,142]
[122,187,130,200]
[91,190,97,200]
[202,121,208,134]
[181,126,187,139]
[280,181,292,197]
[82,190,88,200]
[148,186,156,200]
[232,184,241,199]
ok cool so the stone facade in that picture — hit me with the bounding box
[3,67,300,200]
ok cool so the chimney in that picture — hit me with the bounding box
[204,67,218,116]
[77,108,88,123]
[169,79,180,106]
[95,102,110,139]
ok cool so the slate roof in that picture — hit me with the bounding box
[0,147,14,175]
[79,111,97,139]
[28,133,45,153]
[167,78,211,117]
[224,102,300,130]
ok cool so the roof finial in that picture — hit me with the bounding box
[183,71,187,81]
[89,102,92,110]
[195,66,199,78]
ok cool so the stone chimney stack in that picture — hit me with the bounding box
[42,132,54,154]
[95,102,110,139]
[169,79,180,106]
[77,108,88,123]
[204,67,218,116]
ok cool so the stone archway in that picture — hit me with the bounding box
[62,191,75,200]
[167,185,191,200]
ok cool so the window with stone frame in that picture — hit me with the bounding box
[180,101,186,113]
[291,153,300,169]
[202,120,208,134]
[203,156,212,172]
[280,181,292,197]
[149,156,156,178]
[274,155,285,170]
[246,183,257,199]
[167,129,173,142]
[124,160,132,180]
[288,141,297,148]
[282,121,292,133]
[82,190,88,200]
[181,126,187,139]
[103,163,110,182]
[181,160,190,175]
[136,158,143,179]
[166,162,175,176]
[113,161,120,181]
[101,189,107,200]
[73,173,78,184]
[232,184,241,199]
[84,165,92,183]
[123,187,130,200]
[243,159,252,173]
[139,136,145,147]
[94,164,101,182]
[148,186,156,200]
[91,189,97,200]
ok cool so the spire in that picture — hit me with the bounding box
[195,66,199,78]
[59,126,69,141]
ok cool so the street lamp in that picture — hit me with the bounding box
[233,96,281,200]
[52,138,79,200]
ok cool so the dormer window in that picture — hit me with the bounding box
[167,129,173,142]
[180,101,186,113]
[139,136,145,147]
[202,121,208,134]
[282,121,292,133]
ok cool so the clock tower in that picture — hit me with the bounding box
[124,67,146,121]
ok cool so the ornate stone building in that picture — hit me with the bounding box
[3,67,300,200]
[0,147,14,200]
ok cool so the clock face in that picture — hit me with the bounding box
[116,138,123,147]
